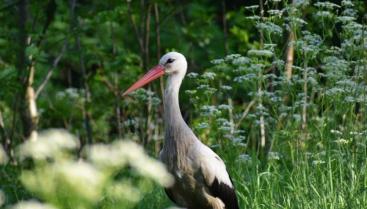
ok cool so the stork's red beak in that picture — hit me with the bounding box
[122,65,165,96]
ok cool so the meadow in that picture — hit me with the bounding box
[0,0,366,209]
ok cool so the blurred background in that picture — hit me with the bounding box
[0,0,367,208]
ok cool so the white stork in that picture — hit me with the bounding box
[123,52,239,209]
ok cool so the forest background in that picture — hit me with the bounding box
[0,0,367,208]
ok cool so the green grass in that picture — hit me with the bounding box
[136,133,367,209]
[3,132,367,209]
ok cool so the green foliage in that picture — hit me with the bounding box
[0,0,366,208]
[5,129,172,209]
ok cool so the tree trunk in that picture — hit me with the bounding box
[17,0,38,141]
[285,31,295,80]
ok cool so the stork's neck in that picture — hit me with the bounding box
[163,73,195,145]
[164,74,185,128]
[163,73,196,168]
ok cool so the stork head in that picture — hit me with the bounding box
[122,52,187,96]
[159,52,187,75]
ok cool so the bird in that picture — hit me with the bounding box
[123,52,239,209]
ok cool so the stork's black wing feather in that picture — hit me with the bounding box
[209,177,239,209]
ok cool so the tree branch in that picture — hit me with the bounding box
[71,0,93,144]
[0,110,11,156]
[235,100,256,129]
[35,40,68,98]
[127,0,144,53]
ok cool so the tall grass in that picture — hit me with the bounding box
[139,1,367,208]
[1,1,366,209]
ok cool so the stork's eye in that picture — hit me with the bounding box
[166,58,175,64]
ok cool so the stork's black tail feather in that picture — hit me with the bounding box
[210,178,240,209]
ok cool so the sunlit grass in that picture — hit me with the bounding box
[137,135,367,209]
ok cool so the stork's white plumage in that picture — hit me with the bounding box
[123,52,239,209]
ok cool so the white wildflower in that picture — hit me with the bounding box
[234,73,257,83]
[245,5,259,10]
[344,96,355,103]
[200,105,221,116]
[220,85,232,91]
[356,142,366,148]
[316,11,333,19]
[312,160,326,166]
[106,181,141,203]
[211,58,224,65]
[295,0,310,7]
[256,22,282,35]
[334,138,349,145]
[232,56,250,65]
[185,90,197,95]
[248,49,273,58]
[218,104,232,110]
[55,91,65,99]
[264,43,277,51]
[187,72,199,79]
[246,16,261,21]
[341,0,354,7]
[65,88,80,99]
[133,156,174,187]
[10,201,57,209]
[268,152,281,160]
[219,126,231,132]
[197,84,209,90]
[17,129,79,161]
[349,131,361,135]
[330,129,342,135]
[286,17,308,27]
[225,54,242,61]
[238,154,252,162]
[114,141,173,187]
[202,72,216,80]
[314,2,340,9]
[293,114,301,121]
[56,161,104,200]
[86,140,173,186]
[325,87,345,96]
[268,9,283,17]
[337,16,355,23]
[85,142,128,169]
[196,122,209,130]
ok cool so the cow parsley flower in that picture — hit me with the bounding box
[314,2,340,10]
[312,160,326,166]
[334,138,349,145]
[17,129,79,161]
[10,201,57,209]
[211,58,224,65]
[202,72,216,80]
[220,85,232,91]
[256,22,282,36]
[341,0,354,7]
[245,5,259,11]
[196,122,209,130]
[218,104,232,110]
[200,105,221,116]
[248,49,274,58]
[232,56,250,65]
[238,154,252,162]
[185,90,197,95]
[187,72,199,79]
[268,152,281,160]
